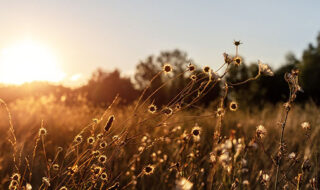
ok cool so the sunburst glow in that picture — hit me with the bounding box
[0,40,65,84]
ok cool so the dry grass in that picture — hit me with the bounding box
[0,43,319,190]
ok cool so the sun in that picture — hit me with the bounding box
[0,40,65,84]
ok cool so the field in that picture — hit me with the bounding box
[0,61,319,190]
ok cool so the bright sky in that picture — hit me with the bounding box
[0,0,319,85]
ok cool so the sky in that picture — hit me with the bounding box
[0,0,319,86]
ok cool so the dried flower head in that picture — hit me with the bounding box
[42,177,50,186]
[97,133,103,140]
[256,125,267,139]
[163,107,173,116]
[105,115,115,132]
[11,173,21,181]
[229,101,238,111]
[163,63,172,73]
[39,128,47,136]
[10,180,19,187]
[92,150,101,157]
[203,66,210,74]
[223,53,233,64]
[74,135,83,144]
[258,60,274,76]
[216,107,225,117]
[87,136,95,145]
[301,122,311,130]
[190,74,197,81]
[187,63,196,72]
[53,164,59,171]
[98,155,107,164]
[99,141,107,149]
[288,152,296,159]
[148,104,157,114]
[234,40,242,46]
[144,165,155,175]
[92,166,103,175]
[191,125,201,137]
[233,56,242,66]
[100,172,108,181]
[175,177,193,190]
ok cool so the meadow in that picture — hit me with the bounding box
[0,43,319,190]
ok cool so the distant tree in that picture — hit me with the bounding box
[80,69,139,106]
[300,32,320,103]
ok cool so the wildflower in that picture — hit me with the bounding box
[105,115,115,132]
[39,128,47,136]
[233,56,242,66]
[42,177,50,186]
[187,63,196,72]
[59,186,68,190]
[175,177,193,190]
[53,164,59,171]
[163,107,173,116]
[203,66,210,74]
[98,155,107,164]
[144,165,155,175]
[163,63,172,73]
[223,53,233,64]
[288,152,296,159]
[11,173,21,181]
[100,172,108,181]
[148,104,157,114]
[216,107,225,117]
[256,125,267,139]
[190,74,197,81]
[301,121,311,130]
[99,141,107,149]
[229,101,238,111]
[74,135,83,144]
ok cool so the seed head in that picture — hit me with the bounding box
[74,135,83,144]
[258,60,274,76]
[233,56,242,66]
[98,155,107,164]
[216,107,225,117]
[163,107,173,116]
[42,177,50,186]
[11,173,21,181]
[256,125,267,139]
[144,165,155,175]
[234,40,242,46]
[187,63,196,72]
[223,53,233,64]
[105,115,115,132]
[53,164,59,171]
[99,141,107,149]
[100,172,108,181]
[301,122,311,130]
[163,63,172,73]
[87,136,95,145]
[203,66,210,74]
[229,101,238,111]
[148,104,157,114]
[39,128,47,137]
[190,74,197,81]
[191,125,201,137]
